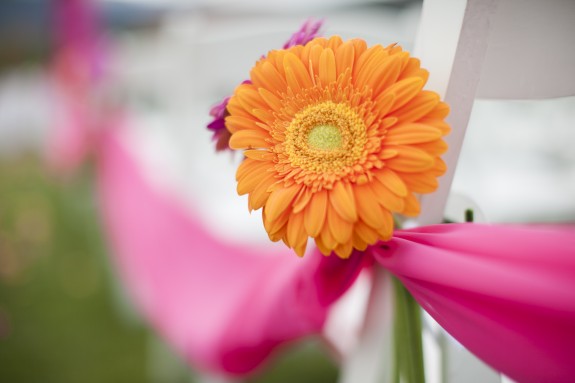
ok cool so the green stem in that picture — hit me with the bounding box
[392,277,425,383]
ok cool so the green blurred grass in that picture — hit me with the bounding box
[0,154,151,383]
[0,154,339,383]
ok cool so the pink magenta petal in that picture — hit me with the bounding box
[96,128,365,375]
[372,223,575,383]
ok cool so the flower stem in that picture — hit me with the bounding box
[392,277,425,383]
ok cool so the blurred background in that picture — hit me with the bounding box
[0,0,574,382]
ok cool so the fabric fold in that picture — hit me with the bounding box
[372,223,575,383]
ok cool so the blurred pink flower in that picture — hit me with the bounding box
[372,223,575,383]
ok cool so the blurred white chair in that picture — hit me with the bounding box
[338,0,575,382]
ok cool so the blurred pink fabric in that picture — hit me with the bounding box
[372,224,575,383]
[96,127,365,374]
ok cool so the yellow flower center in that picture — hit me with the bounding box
[307,124,342,150]
[284,101,367,177]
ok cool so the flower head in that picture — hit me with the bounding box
[207,19,324,151]
[227,36,449,258]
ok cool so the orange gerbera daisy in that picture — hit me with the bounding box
[226,36,449,258]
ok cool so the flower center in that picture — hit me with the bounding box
[307,124,342,150]
[282,101,367,184]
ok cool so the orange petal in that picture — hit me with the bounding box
[399,171,439,194]
[304,190,328,237]
[430,157,447,177]
[385,77,425,112]
[368,179,405,212]
[354,220,379,244]
[417,118,451,135]
[412,139,448,156]
[308,44,323,82]
[251,109,275,125]
[354,184,388,229]
[237,164,273,195]
[398,57,428,82]
[268,50,287,77]
[226,115,266,133]
[226,96,252,120]
[370,53,408,97]
[352,231,369,251]
[379,148,399,160]
[425,101,450,119]
[353,45,385,80]
[244,149,275,161]
[258,88,283,111]
[248,172,278,211]
[287,212,308,256]
[293,242,308,258]
[236,86,268,113]
[354,48,389,90]
[251,61,288,94]
[314,237,332,256]
[385,123,443,145]
[385,145,435,172]
[264,184,302,222]
[374,168,408,197]
[308,37,327,47]
[335,41,355,78]
[236,157,268,182]
[292,187,313,213]
[319,48,337,85]
[394,91,440,123]
[229,129,269,150]
[374,209,394,240]
[319,216,338,250]
[334,241,353,259]
[374,93,395,119]
[264,204,290,237]
[327,35,343,51]
[327,204,353,244]
[381,116,398,129]
[402,192,421,217]
[385,43,402,55]
[284,52,313,89]
[330,182,358,222]
[351,38,368,63]
[284,66,302,93]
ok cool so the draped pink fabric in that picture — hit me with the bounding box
[95,127,365,374]
[372,224,575,383]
